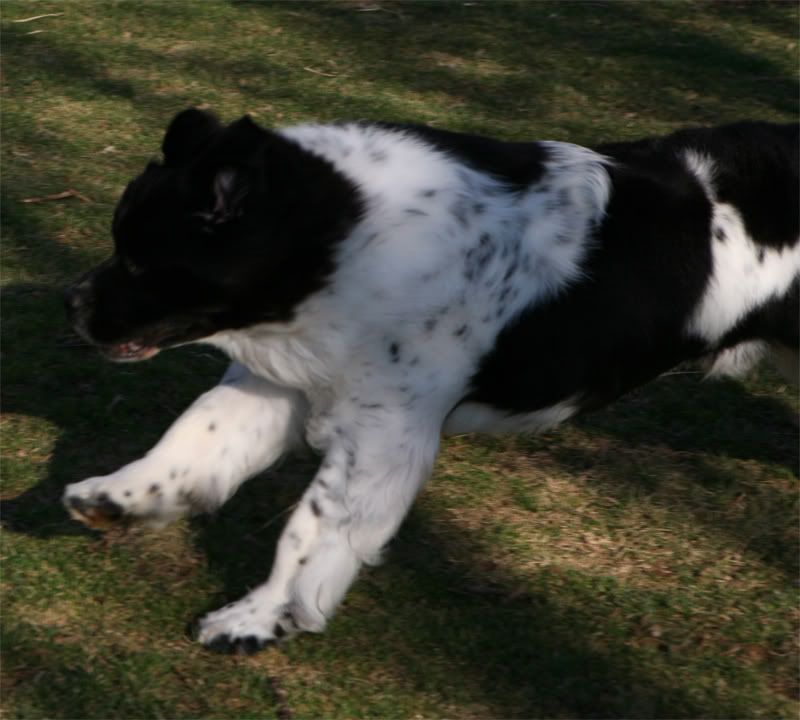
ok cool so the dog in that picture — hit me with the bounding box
[63,109,799,654]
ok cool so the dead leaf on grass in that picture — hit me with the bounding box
[12,12,63,23]
[22,189,92,204]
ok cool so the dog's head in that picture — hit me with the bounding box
[66,108,362,361]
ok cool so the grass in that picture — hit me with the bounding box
[1,1,798,717]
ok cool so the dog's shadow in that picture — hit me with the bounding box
[192,479,760,717]
[4,276,796,562]
[3,280,797,717]
[0,280,228,538]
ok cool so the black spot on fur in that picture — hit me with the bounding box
[206,634,270,655]
[370,150,388,163]
[389,342,400,362]
[405,207,428,216]
[713,225,727,242]
[454,324,469,337]
[208,422,216,432]
[464,235,496,282]
[124,490,132,497]
[757,248,766,263]
[169,468,178,480]
[298,556,308,565]
[149,483,161,495]
[420,189,437,198]
[451,201,470,228]
[273,623,287,639]
[310,499,322,517]
[425,318,437,333]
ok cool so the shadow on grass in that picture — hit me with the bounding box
[233,0,798,134]
[559,376,797,574]
[189,477,770,717]
[2,626,162,719]
[0,623,243,719]
[3,27,215,143]
[0,269,223,540]
[380,505,742,717]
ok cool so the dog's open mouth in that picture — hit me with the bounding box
[98,320,215,362]
[104,341,160,362]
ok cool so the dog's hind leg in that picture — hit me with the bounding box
[63,362,308,529]
[195,404,442,653]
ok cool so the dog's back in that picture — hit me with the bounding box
[446,122,798,433]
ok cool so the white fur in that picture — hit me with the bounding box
[689,202,800,342]
[444,397,579,434]
[684,153,800,344]
[704,341,767,378]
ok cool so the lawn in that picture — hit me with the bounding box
[1,1,798,718]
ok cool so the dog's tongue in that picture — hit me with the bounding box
[107,341,160,362]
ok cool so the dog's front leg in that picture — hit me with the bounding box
[196,403,442,653]
[63,363,308,529]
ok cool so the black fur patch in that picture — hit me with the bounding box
[466,121,798,415]
[66,110,364,352]
[376,122,548,191]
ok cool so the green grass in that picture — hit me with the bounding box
[1,1,798,717]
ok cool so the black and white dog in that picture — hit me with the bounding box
[64,110,799,654]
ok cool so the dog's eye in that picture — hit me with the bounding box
[192,211,217,234]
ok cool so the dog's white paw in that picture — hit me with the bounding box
[63,461,193,529]
[196,597,300,654]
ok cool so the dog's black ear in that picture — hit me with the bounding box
[162,108,222,166]
[214,115,264,159]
